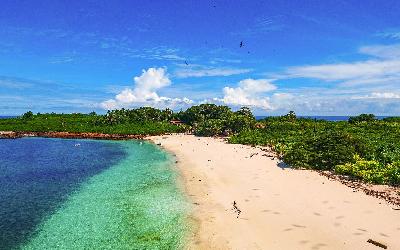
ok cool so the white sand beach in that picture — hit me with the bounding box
[150,134,400,250]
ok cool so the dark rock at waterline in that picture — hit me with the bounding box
[0,131,22,139]
[0,131,144,140]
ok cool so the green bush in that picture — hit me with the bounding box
[226,114,255,134]
[348,114,376,124]
[283,130,358,170]
[229,112,400,186]
[383,117,400,122]
[194,119,224,136]
[335,156,400,185]
[179,104,231,125]
[386,162,400,185]
[183,105,255,136]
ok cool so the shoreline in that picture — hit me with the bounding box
[4,130,399,207]
[150,134,400,250]
[0,131,145,140]
[2,131,400,248]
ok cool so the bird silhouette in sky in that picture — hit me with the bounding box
[240,41,244,48]
[184,60,188,65]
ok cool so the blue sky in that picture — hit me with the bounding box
[1,0,400,115]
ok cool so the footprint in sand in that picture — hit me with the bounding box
[292,224,306,228]
[273,211,281,215]
[335,215,345,220]
[283,228,293,232]
[334,222,341,227]
[262,209,270,213]
[380,233,389,237]
[311,243,327,250]
[299,240,309,245]
[313,212,321,216]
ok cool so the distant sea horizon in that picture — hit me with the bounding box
[0,116,17,119]
[255,115,392,121]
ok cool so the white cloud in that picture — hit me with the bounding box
[132,47,187,61]
[355,92,400,99]
[100,68,193,110]
[378,31,400,40]
[221,79,276,110]
[284,59,400,82]
[280,43,400,89]
[260,41,400,115]
[0,78,33,89]
[359,44,400,59]
[175,65,251,78]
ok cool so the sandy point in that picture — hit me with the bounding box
[148,134,400,250]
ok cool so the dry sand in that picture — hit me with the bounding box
[149,134,400,250]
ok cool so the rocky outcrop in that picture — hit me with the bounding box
[0,131,21,139]
[0,131,144,140]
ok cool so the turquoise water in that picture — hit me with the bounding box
[0,138,190,250]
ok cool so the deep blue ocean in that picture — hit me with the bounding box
[0,116,17,119]
[0,138,126,249]
[0,138,189,249]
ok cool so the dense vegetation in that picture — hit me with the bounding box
[0,105,254,136]
[1,105,400,185]
[230,113,400,186]
[179,105,255,136]
[0,108,184,135]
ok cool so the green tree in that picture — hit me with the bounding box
[21,111,34,120]
[348,114,376,123]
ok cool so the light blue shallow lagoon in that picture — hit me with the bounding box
[0,137,190,250]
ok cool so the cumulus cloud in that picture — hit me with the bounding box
[100,68,193,110]
[221,79,277,110]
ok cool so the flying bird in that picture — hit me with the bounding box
[184,60,189,65]
[240,41,244,48]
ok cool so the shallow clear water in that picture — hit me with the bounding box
[0,138,189,250]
